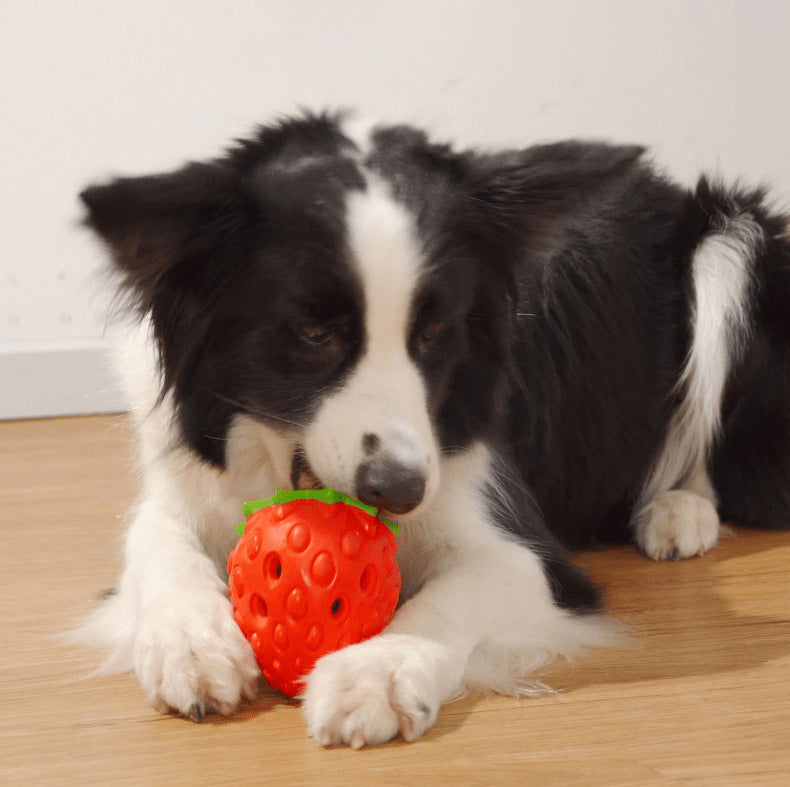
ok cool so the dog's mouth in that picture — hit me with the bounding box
[290,448,323,491]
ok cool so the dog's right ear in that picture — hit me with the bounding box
[465,141,645,246]
[80,163,252,311]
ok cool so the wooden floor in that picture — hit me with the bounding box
[1,415,789,785]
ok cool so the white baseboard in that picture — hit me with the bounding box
[0,340,129,420]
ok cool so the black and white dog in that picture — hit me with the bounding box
[77,112,790,747]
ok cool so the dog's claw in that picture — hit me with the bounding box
[398,712,416,741]
[189,703,204,723]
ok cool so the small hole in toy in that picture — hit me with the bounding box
[264,552,282,583]
[331,598,343,617]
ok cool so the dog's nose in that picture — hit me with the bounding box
[355,456,426,515]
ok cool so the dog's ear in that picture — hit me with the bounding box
[80,163,254,312]
[465,141,644,251]
[81,163,259,403]
[469,141,644,215]
[439,142,644,442]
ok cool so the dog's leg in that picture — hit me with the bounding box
[634,205,762,561]
[301,448,611,747]
[71,328,262,720]
[302,533,610,747]
[116,496,261,720]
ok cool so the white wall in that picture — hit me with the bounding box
[2,0,789,417]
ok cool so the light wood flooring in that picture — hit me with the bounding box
[1,415,789,784]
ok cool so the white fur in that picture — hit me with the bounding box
[634,460,724,561]
[635,488,721,561]
[634,213,762,558]
[341,115,378,160]
[304,179,440,506]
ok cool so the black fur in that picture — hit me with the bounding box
[504,167,693,548]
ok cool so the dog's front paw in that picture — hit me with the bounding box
[635,489,721,561]
[134,582,260,721]
[301,634,447,748]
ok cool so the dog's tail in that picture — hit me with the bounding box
[703,179,790,530]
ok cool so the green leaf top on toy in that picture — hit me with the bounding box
[237,487,400,536]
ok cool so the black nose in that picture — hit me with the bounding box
[355,456,426,515]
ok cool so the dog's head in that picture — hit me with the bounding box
[82,112,641,517]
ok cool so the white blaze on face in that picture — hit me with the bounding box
[303,178,440,511]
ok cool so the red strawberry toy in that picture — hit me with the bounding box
[227,488,401,698]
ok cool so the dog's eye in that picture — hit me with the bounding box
[299,322,335,346]
[417,321,446,354]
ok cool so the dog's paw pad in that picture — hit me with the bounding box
[302,634,444,747]
[134,585,260,720]
[636,489,721,561]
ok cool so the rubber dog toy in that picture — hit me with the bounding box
[227,488,401,697]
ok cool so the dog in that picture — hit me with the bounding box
[75,111,790,747]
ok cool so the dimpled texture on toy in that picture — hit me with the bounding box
[227,488,401,698]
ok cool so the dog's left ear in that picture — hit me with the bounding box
[464,140,644,249]
[79,163,253,313]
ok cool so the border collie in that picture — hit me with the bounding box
[75,112,790,747]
